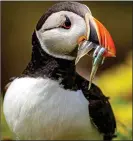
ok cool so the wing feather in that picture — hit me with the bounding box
[75,74,117,140]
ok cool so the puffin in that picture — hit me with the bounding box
[3,2,117,140]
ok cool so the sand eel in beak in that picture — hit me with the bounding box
[3,2,117,140]
[76,13,116,90]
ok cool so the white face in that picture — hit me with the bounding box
[36,11,90,60]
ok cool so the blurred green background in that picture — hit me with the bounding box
[1,1,132,140]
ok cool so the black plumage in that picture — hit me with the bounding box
[76,76,117,140]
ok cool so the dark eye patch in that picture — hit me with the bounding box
[62,16,71,29]
[41,15,71,32]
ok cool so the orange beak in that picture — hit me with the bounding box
[76,15,116,64]
[89,16,116,57]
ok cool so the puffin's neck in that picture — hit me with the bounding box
[22,31,77,90]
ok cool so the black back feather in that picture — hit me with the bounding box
[75,75,117,140]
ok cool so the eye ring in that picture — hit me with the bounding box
[61,16,71,29]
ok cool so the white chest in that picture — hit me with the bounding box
[3,77,102,140]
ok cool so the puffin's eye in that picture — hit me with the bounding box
[61,16,71,29]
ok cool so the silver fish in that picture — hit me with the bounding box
[88,47,106,90]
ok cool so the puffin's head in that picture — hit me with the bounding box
[33,2,116,86]
[35,2,116,62]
